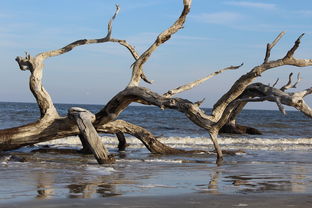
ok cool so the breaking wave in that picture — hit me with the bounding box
[39,136,312,151]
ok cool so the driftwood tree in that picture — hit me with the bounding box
[1,0,312,163]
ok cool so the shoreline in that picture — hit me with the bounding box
[2,193,312,208]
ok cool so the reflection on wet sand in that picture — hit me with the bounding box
[67,182,121,198]
[36,173,54,199]
[207,171,220,194]
[2,150,312,202]
[222,163,311,193]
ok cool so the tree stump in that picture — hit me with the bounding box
[68,107,114,164]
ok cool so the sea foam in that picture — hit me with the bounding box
[38,135,312,151]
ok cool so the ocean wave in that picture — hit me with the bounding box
[38,136,312,151]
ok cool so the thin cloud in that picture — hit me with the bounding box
[193,12,243,25]
[225,1,276,10]
[294,10,312,17]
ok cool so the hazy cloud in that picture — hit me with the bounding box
[294,10,312,16]
[193,12,243,25]
[225,1,276,10]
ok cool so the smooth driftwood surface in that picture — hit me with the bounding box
[1,0,312,164]
[68,107,114,164]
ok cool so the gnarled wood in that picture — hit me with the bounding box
[211,33,312,123]
[128,0,192,87]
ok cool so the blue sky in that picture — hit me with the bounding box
[0,0,311,110]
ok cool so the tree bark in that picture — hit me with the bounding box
[68,107,114,164]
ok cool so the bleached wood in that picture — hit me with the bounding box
[15,55,58,119]
[211,33,312,123]
[239,82,312,117]
[128,0,192,87]
[68,107,113,164]
[163,63,243,98]
[264,32,285,63]
[37,5,120,60]
[280,72,301,91]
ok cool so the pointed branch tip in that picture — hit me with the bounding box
[232,63,244,69]
[195,98,205,107]
[264,31,286,63]
[183,0,192,6]
[272,78,279,87]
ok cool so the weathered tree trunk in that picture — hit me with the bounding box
[78,134,93,154]
[68,107,114,164]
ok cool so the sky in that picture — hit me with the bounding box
[0,0,312,110]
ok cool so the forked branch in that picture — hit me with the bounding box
[280,72,301,91]
[212,32,312,122]
[37,5,120,60]
[284,33,305,59]
[264,32,285,63]
[128,0,192,87]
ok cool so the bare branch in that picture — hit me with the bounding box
[280,72,294,91]
[128,0,192,87]
[280,72,302,92]
[264,31,285,63]
[303,87,312,97]
[293,72,302,88]
[111,38,139,60]
[110,38,153,84]
[272,78,279,87]
[15,53,58,119]
[242,83,312,117]
[14,6,122,119]
[37,5,120,59]
[194,98,205,107]
[97,119,209,154]
[94,85,225,158]
[284,33,305,59]
[274,97,286,115]
[285,58,312,67]
[106,5,120,39]
[293,86,312,97]
[163,63,243,98]
[212,32,312,122]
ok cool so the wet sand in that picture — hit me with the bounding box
[2,194,312,208]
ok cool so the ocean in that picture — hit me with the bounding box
[0,102,312,202]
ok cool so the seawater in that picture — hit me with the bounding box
[0,102,312,202]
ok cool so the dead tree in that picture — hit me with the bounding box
[0,0,312,163]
